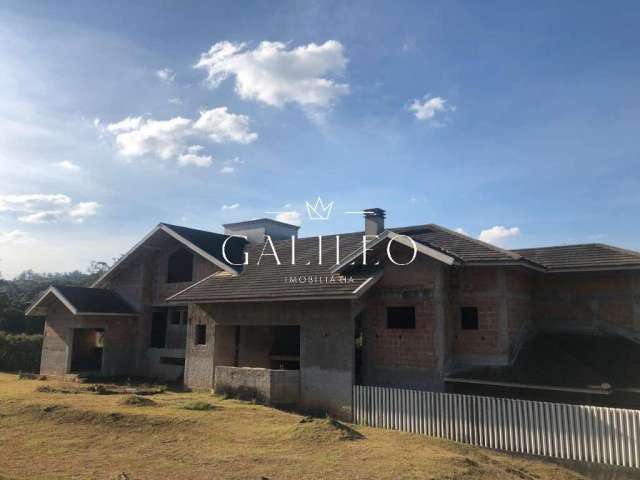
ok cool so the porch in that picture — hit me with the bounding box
[210,325,301,405]
[185,301,356,419]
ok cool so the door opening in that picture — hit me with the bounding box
[70,328,104,372]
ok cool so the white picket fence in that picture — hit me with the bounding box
[353,385,640,468]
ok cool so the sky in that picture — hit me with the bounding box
[1,0,639,278]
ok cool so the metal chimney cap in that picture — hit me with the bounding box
[363,208,386,218]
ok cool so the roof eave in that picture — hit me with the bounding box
[444,376,611,395]
[167,271,384,305]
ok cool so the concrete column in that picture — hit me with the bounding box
[497,269,509,355]
[434,264,448,373]
[633,271,640,332]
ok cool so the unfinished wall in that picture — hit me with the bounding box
[533,270,640,340]
[184,300,354,420]
[448,266,534,366]
[361,256,447,390]
[505,267,535,357]
[40,301,136,377]
[448,267,501,360]
[101,234,221,380]
[214,366,300,405]
[184,303,217,388]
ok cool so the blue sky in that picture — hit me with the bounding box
[1,0,639,277]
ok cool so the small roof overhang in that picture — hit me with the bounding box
[25,286,138,317]
[166,269,384,304]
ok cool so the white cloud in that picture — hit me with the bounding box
[408,95,455,123]
[193,107,258,144]
[178,152,213,167]
[168,97,183,105]
[220,165,235,174]
[156,67,175,84]
[195,40,349,119]
[478,226,521,246]
[106,116,143,133]
[0,194,72,212]
[454,227,467,235]
[112,116,192,160]
[18,210,64,224]
[69,201,100,223]
[222,203,240,210]
[0,194,99,224]
[0,230,30,244]
[105,108,256,167]
[275,210,302,226]
[55,160,80,171]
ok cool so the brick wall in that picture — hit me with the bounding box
[366,257,439,370]
[533,270,640,336]
[448,267,501,357]
[505,268,534,348]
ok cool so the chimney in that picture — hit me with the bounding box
[364,208,386,236]
[223,218,300,243]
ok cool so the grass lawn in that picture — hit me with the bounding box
[0,372,588,480]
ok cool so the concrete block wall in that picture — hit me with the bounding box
[214,366,300,405]
[184,300,354,420]
[101,235,221,379]
[40,301,136,377]
[184,303,217,388]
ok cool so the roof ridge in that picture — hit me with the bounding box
[427,223,523,260]
[513,243,601,251]
[160,222,228,238]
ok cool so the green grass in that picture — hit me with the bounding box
[0,373,587,480]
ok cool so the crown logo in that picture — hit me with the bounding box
[305,197,334,221]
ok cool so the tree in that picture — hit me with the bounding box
[0,260,115,335]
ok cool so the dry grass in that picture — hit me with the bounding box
[0,372,588,480]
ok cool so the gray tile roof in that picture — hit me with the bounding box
[396,224,525,263]
[161,223,247,270]
[168,233,381,302]
[56,286,137,314]
[166,223,640,303]
[513,243,640,271]
[27,286,137,315]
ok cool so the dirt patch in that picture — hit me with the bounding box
[290,416,364,442]
[36,385,88,394]
[17,373,47,381]
[21,403,180,429]
[89,384,167,396]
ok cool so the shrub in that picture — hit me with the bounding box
[180,401,216,411]
[0,331,42,373]
[120,395,156,407]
